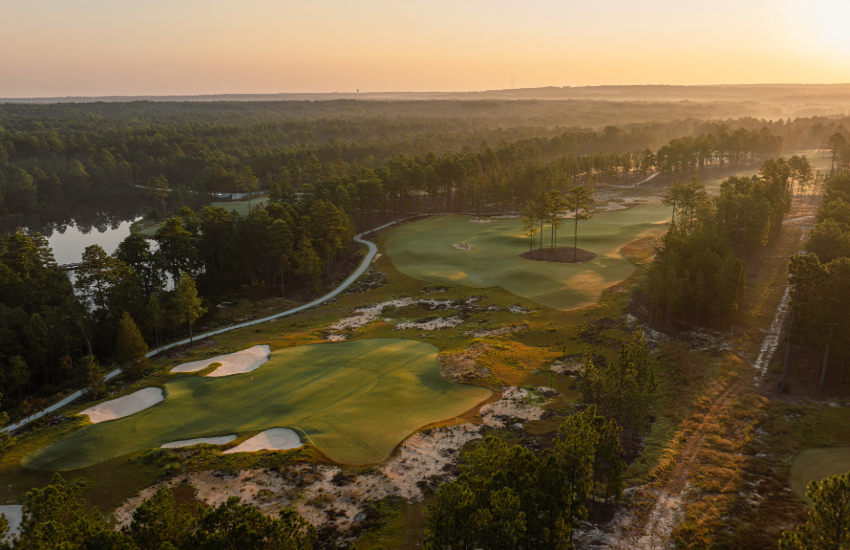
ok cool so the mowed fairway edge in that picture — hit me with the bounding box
[789,447,850,501]
[385,206,671,310]
[23,339,492,471]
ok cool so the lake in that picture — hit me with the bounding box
[0,194,148,265]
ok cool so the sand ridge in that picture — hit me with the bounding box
[223,428,302,454]
[80,387,164,424]
[170,345,270,377]
[161,435,236,448]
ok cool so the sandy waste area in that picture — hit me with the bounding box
[170,345,270,377]
[453,242,472,250]
[325,297,532,341]
[114,386,555,543]
[0,505,22,542]
[80,387,164,423]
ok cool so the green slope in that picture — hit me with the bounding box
[385,206,671,310]
[24,339,491,471]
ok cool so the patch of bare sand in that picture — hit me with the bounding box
[223,429,302,454]
[395,316,464,331]
[469,217,493,223]
[465,323,528,338]
[0,505,22,542]
[80,387,164,423]
[453,242,472,250]
[170,345,270,377]
[114,387,555,542]
[161,435,236,448]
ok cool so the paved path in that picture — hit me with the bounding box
[2,219,407,433]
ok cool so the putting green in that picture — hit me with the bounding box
[23,339,491,471]
[386,206,671,310]
[789,447,850,501]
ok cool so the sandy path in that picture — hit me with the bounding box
[0,505,22,542]
[80,387,164,423]
[170,345,270,377]
[161,435,236,448]
[222,428,302,454]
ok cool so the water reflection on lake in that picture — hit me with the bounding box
[0,194,148,265]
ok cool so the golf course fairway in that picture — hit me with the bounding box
[386,205,671,310]
[789,447,850,501]
[23,339,492,471]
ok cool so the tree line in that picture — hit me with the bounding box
[781,171,850,393]
[4,95,841,218]
[645,156,794,328]
[0,474,317,550]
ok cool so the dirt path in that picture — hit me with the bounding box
[602,196,822,549]
[605,381,740,550]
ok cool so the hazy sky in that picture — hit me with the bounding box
[2,0,850,97]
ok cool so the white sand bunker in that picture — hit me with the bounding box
[162,435,236,449]
[0,505,22,542]
[470,217,493,223]
[453,242,472,250]
[171,345,270,377]
[223,428,302,454]
[80,387,164,424]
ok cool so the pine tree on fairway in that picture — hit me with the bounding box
[564,186,594,262]
[116,311,149,380]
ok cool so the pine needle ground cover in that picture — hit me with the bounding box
[23,339,491,471]
[385,206,670,310]
[789,447,850,501]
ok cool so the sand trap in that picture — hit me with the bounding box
[470,217,493,223]
[171,345,270,377]
[161,435,236,449]
[453,242,472,250]
[223,428,302,454]
[0,505,22,542]
[80,387,164,424]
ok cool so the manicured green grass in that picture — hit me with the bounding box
[23,339,491,471]
[384,207,670,310]
[789,447,850,501]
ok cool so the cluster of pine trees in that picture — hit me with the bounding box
[424,329,656,549]
[424,411,624,550]
[646,157,793,327]
[0,474,317,550]
[0,180,355,414]
[781,171,850,393]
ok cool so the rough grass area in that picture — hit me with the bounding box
[23,339,492,471]
[385,207,670,310]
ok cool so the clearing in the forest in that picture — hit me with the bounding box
[23,339,491,471]
[385,206,670,310]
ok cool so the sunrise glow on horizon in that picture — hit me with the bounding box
[3,0,850,98]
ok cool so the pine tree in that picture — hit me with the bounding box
[779,472,850,549]
[174,273,206,343]
[116,311,149,380]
